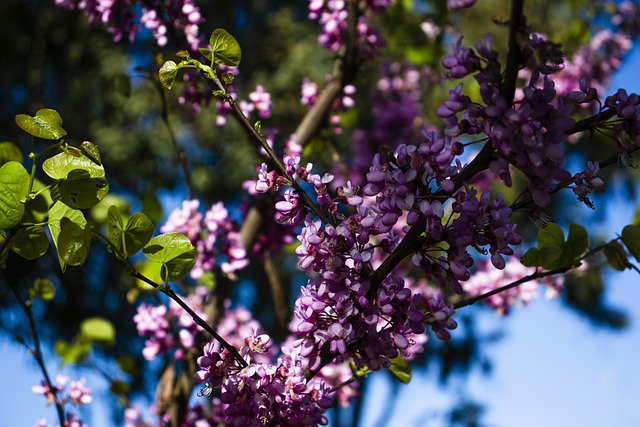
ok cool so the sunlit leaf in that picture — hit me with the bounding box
[48,201,87,271]
[159,60,179,90]
[388,355,412,384]
[0,141,23,165]
[43,151,105,180]
[57,218,92,266]
[52,169,109,209]
[143,233,197,282]
[209,28,242,66]
[30,278,55,301]
[15,108,67,140]
[0,161,30,229]
[80,317,115,346]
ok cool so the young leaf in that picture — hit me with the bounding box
[209,28,242,66]
[52,170,109,209]
[55,339,91,366]
[159,60,180,90]
[107,206,154,258]
[621,225,640,262]
[143,233,197,282]
[80,317,116,346]
[0,141,24,165]
[11,225,49,260]
[15,108,67,140]
[48,201,88,270]
[79,141,102,166]
[57,218,92,266]
[538,223,565,248]
[199,48,213,61]
[604,241,630,271]
[43,151,105,180]
[520,247,540,267]
[124,212,154,256]
[30,278,56,301]
[388,355,412,384]
[566,224,588,258]
[0,161,30,229]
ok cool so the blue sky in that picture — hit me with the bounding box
[2,33,640,427]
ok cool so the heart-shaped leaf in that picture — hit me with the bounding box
[107,206,154,258]
[15,108,67,140]
[143,232,196,282]
[48,201,87,271]
[0,161,30,229]
[209,28,242,66]
[159,60,180,90]
[0,141,24,165]
[11,225,49,260]
[43,152,105,180]
[57,218,92,266]
[80,317,115,346]
[52,169,109,209]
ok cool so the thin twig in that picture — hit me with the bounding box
[1,269,66,426]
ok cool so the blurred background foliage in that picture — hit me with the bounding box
[0,0,635,426]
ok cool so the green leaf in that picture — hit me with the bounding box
[116,354,137,376]
[52,169,109,209]
[57,218,92,266]
[199,48,213,61]
[143,233,197,282]
[43,151,105,180]
[520,247,540,267]
[11,225,49,259]
[48,201,88,270]
[80,317,115,345]
[15,108,67,140]
[566,224,588,258]
[159,60,180,90]
[209,28,242,66]
[538,245,566,270]
[91,194,130,224]
[24,179,52,223]
[79,141,102,166]
[55,339,91,366]
[604,241,630,271]
[0,161,30,229]
[30,278,55,301]
[388,355,412,384]
[134,260,162,292]
[0,141,24,165]
[621,225,640,262]
[125,213,154,256]
[538,223,565,248]
[107,206,154,258]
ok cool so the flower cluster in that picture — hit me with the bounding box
[55,0,203,49]
[440,35,576,208]
[32,375,92,427]
[32,375,93,407]
[308,0,392,57]
[194,331,333,425]
[161,199,248,279]
[462,257,564,316]
[133,287,210,360]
